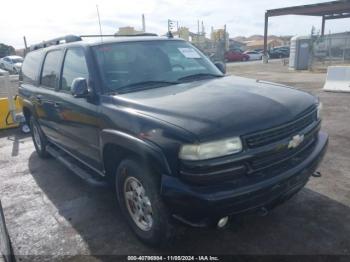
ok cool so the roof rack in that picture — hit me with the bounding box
[29,35,82,51]
[81,33,158,38]
[28,33,158,51]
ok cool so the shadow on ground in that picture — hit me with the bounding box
[27,152,350,256]
[0,128,30,157]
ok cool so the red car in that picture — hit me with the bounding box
[224,50,249,62]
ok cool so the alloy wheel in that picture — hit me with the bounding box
[123,176,153,231]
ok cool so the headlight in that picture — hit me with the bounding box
[317,102,322,120]
[179,137,242,161]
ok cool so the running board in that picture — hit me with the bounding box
[46,145,108,187]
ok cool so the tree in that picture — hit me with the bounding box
[0,43,15,58]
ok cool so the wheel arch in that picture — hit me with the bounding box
[100,129,172,182]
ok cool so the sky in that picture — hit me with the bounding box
[1,0,349,48]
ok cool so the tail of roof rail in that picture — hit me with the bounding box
[29,34,82,51]
[81,33,158,37]
[28,33,158,52]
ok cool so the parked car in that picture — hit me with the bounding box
[268,48,289,59]
[244,51,263,60]
[224,50,249,62]
[19,35,328,246]
[253,48,264,53]
[0,55,23,74]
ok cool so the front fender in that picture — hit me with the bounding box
[100,129,172,176]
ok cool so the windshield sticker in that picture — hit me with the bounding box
[178,48,201,58]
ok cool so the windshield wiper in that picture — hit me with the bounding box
[177,73,223,82]
[116,80,179,94]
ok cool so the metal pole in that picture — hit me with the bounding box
[224,24,227,52]
[263,12,269,63]
[23,36,28,56]
[197,20,200,44]
[321,16,325,37]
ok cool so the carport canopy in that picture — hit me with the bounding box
[263,0,350,54]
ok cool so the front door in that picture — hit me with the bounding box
[54,47,102,171]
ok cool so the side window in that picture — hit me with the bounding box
[61,48,89,92]
[41,50,62,89]
[21,51,43,84]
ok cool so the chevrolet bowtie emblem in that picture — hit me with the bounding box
[288,134,304,149]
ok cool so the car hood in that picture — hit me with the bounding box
[114,76,317,141]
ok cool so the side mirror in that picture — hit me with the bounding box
[71,78,89,98]
[214,62,226,74]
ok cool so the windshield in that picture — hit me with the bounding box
[11,58,23,63]
[92,40,223,92]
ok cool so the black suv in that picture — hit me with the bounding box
[19,35,328,246]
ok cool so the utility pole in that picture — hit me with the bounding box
[224,24,227,52]
[23,36,28,56]
[197,20,200,43]
[142,14,146,32]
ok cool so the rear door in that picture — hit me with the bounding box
[53,47,102,171]
[35,49,64,143]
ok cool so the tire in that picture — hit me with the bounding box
[12,68,18,74]
[115,158,175,246]
[29,116,50,158]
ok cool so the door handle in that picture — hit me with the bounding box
[53,102,61,108]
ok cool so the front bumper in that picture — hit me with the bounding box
[160,131,328,227]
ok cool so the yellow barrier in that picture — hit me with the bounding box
[0,97,21,130]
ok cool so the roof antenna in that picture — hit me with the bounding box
[96,5,103,42]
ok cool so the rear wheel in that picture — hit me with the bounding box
[29,116,50,158]
[115,159,176,246]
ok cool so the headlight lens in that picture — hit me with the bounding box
[179,137,242,161]
[317,102,322,120]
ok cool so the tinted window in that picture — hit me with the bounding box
[61,48,89,91]
[41,50,62,89]
[93,40,222,91]
[21,51,43,84]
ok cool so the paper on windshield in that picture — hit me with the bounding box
[178,48,201,58]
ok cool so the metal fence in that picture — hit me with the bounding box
[311,34,350,69]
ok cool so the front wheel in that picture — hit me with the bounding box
[29,116,50,158]
[115,159,176,246]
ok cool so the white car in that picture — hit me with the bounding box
[244,51,263,61]
[0,55,23,74]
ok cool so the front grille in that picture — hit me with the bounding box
[244,106,317,148]
[248,121,320,175]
